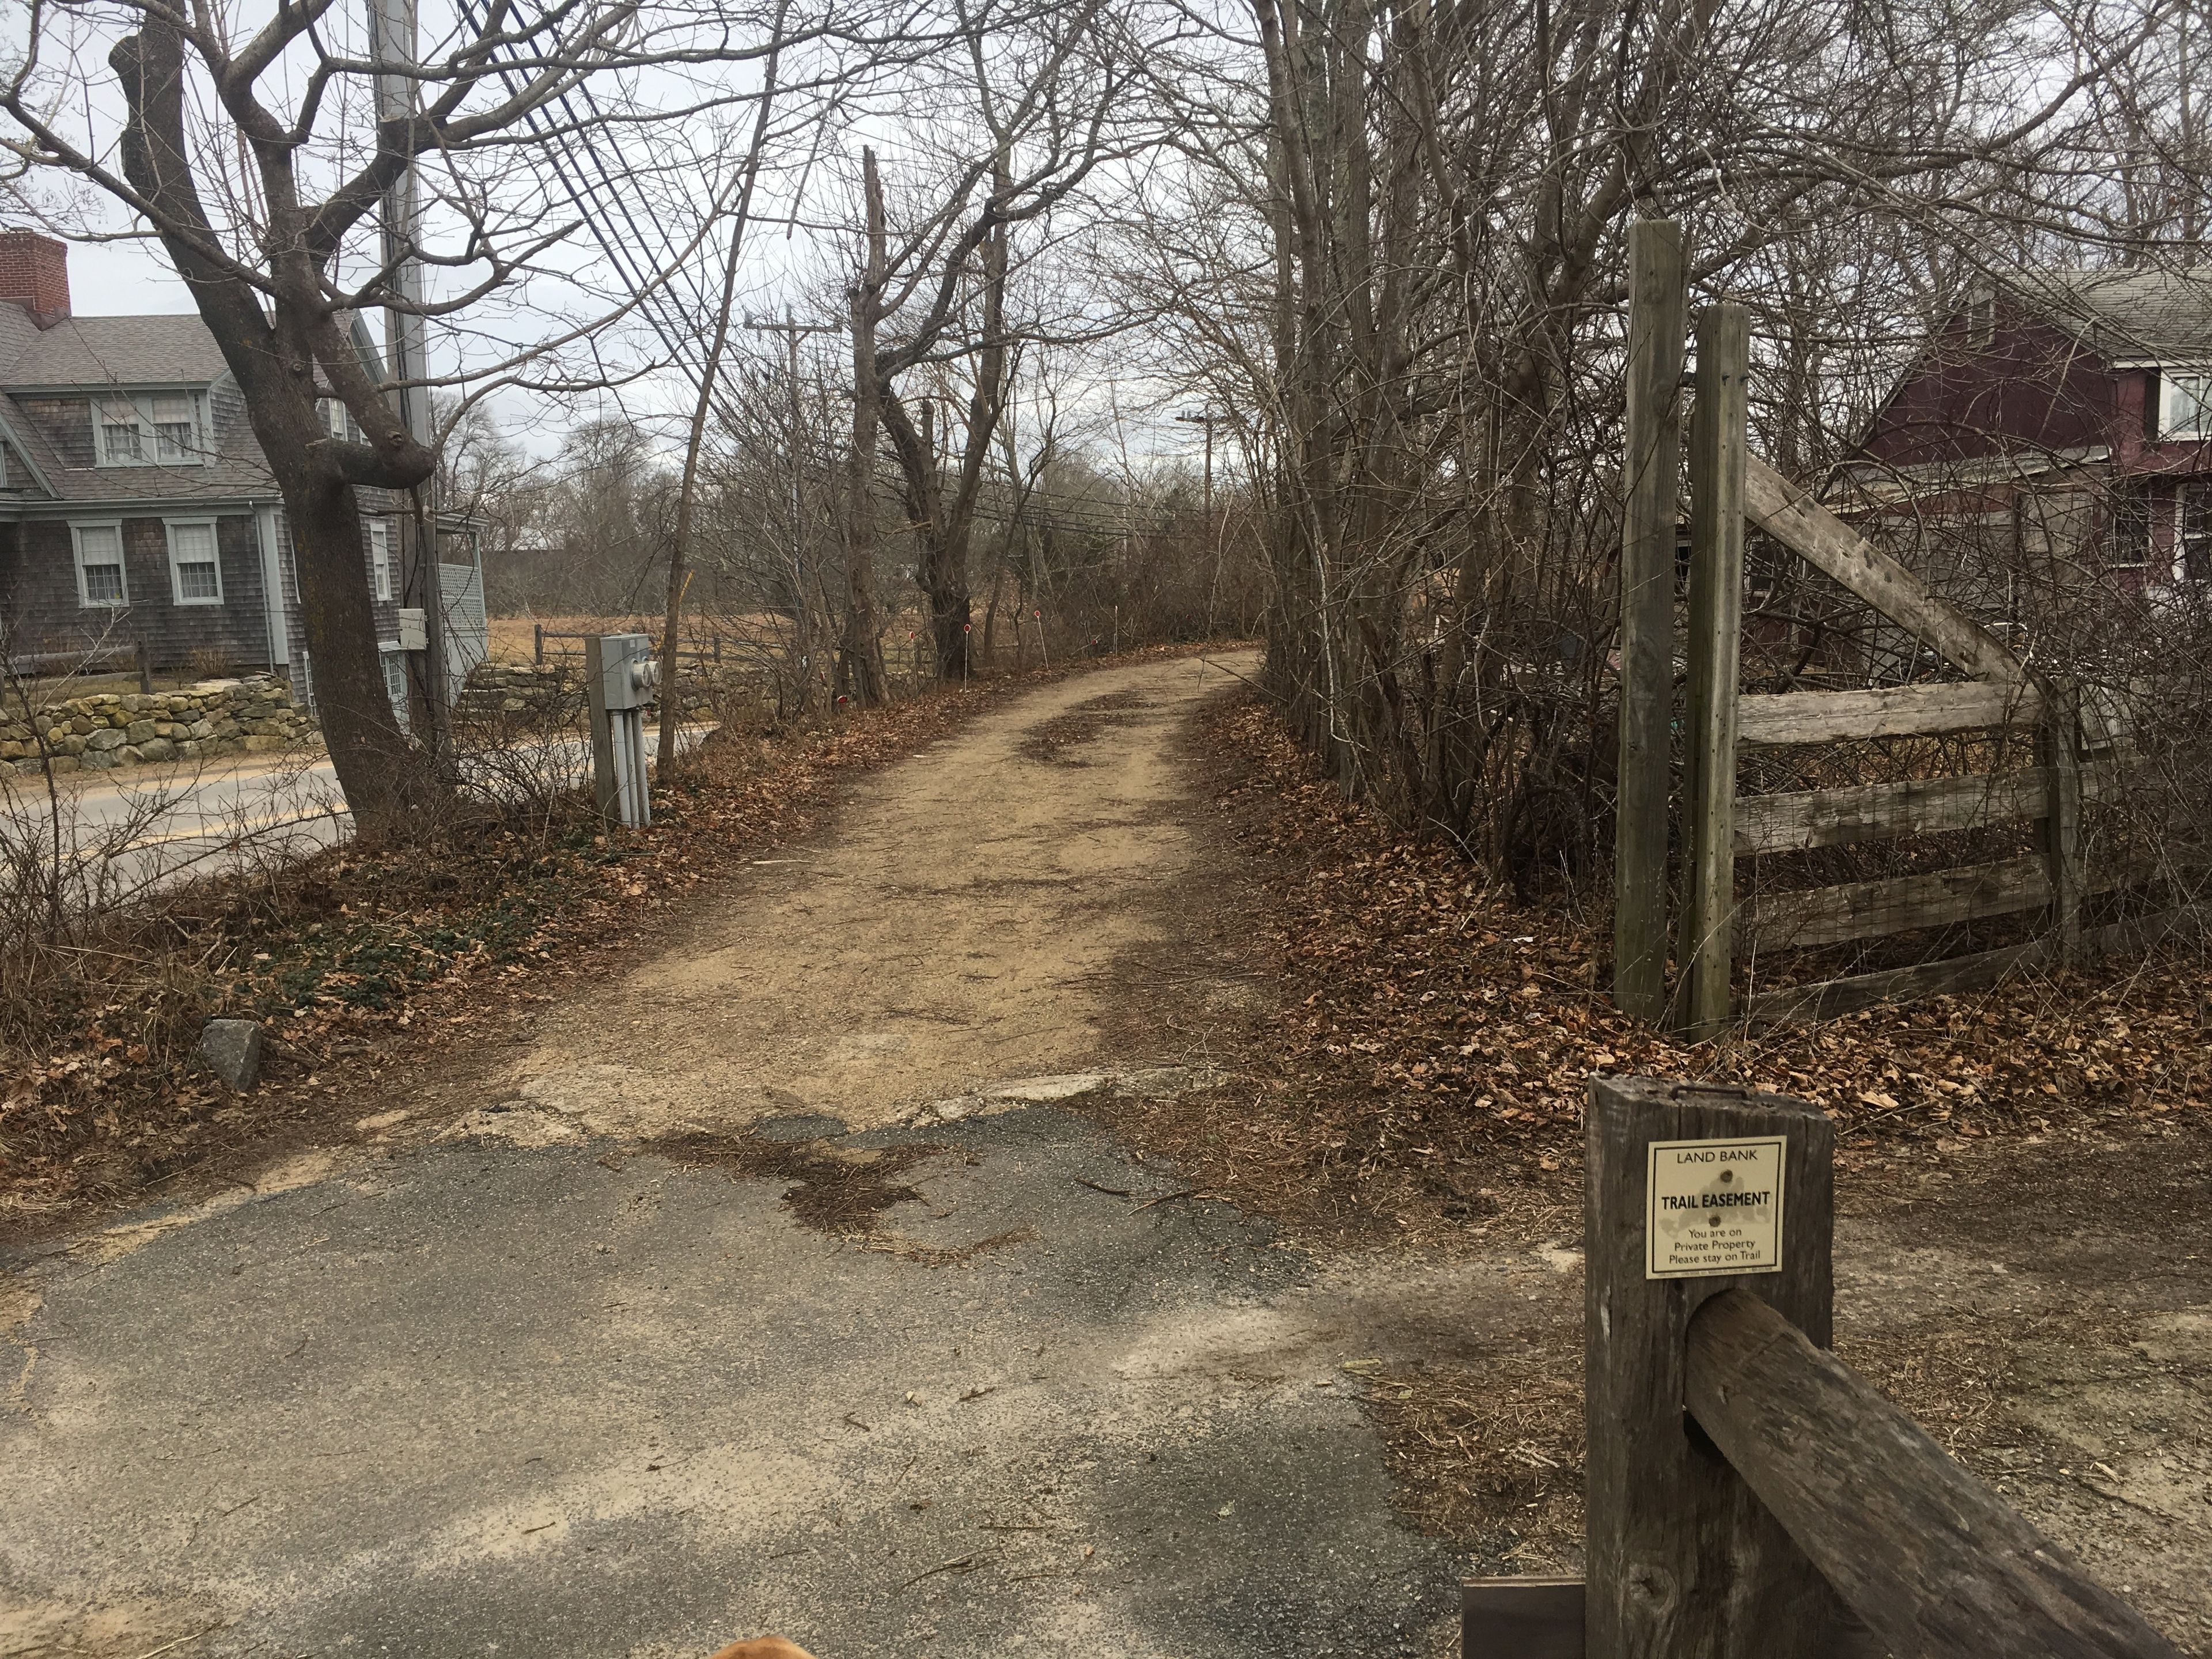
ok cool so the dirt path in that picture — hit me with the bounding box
[4,653,1567,1659]
[491,654,1251,1142]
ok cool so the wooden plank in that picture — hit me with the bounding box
[1613,218,1687,1024]
[1687,1289,2186,1659]
[1734,755,2133,854]
[1679,302,1749,1040]
[1736,680,2040,747]
[1746,855,2049,955]
[2043,681,2084,963]
[1738,939,2050,1025]
[1743,454,2027,688]
[1463,1577,1584,1659]
[1738,901,2206,1024]
[2085,902,2209,956]
[1734,768,2050,854]
[1584,1077,1856,1659]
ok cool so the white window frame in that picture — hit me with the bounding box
[318,398,361,444]
[149,392,199,463]
[69,520,130,608]
[94,397,146,466]
[164,517,225,606]
[90,390,207,467]
[1965,288,1996,349]
[2107,487,2153,570]
[2163,371,2212,439]
[2183,483,2212,582]
[369,517,395,601]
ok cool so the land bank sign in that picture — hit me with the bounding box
[1645,1135,1786,1279]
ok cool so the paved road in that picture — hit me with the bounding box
[6,724,706,899]
[2,1105,1484,1658]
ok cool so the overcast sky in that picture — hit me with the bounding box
[64,237,196,316]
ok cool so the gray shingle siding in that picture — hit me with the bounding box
[0,513,274,671]
[0,299,487,698]
[17,396,94,468]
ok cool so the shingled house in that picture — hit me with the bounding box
[0,229,486,720]
[1836,267,2212,602]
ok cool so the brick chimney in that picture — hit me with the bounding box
[0,230,71,329]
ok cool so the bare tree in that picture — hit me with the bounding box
[841,0,1135,690]
[2,0,817,832]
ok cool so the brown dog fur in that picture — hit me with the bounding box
[708,1641,817,1659]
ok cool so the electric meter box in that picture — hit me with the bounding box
[396,608,428,652]
[597,632,658,711]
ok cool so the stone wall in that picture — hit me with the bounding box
[2,675,317,777]
[456,659,724,725]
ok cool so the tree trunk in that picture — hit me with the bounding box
[282,459,429,828]
[111,20,430,838]
[840,147,889,705]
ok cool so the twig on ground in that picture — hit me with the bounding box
[124,1624,228,1659]
[897,1552,990,1590]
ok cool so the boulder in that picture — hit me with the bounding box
[242,734,287,753]
[115,746,145,766]
[136,737,176,763]
[85,728,127,752]
[80,749,115,770]
[196,1018,264,1090]
[187,718,214,740]
[125,719,157,743]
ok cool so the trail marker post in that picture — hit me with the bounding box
[1678,302,1750,1037]
[1614,219,1687,1022]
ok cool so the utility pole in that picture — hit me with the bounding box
[1176,406,1235,637]
[747,311,841,704]
[369,0,450,761]
[1175,407,1229,522]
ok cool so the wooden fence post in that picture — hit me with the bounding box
[1584,1075,1861,1659]
[1615,220,1687,1022]
[535,622,544,666]
[1679,304,1749,1039]
[2042,679,2084,964]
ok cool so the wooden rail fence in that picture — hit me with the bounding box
[533,624,733,668]
[1614,217,2197,1036]
[1460,1074,2185,1659]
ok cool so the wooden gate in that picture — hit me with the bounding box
[1460,1075,2185,1659]
[1611,219,2195,1036]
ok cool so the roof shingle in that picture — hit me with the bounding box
[0,311,234,388]
[2012,267,2212,363]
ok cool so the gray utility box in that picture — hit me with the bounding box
[596,632,660,711]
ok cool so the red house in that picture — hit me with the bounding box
[1838,268,2212,603]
